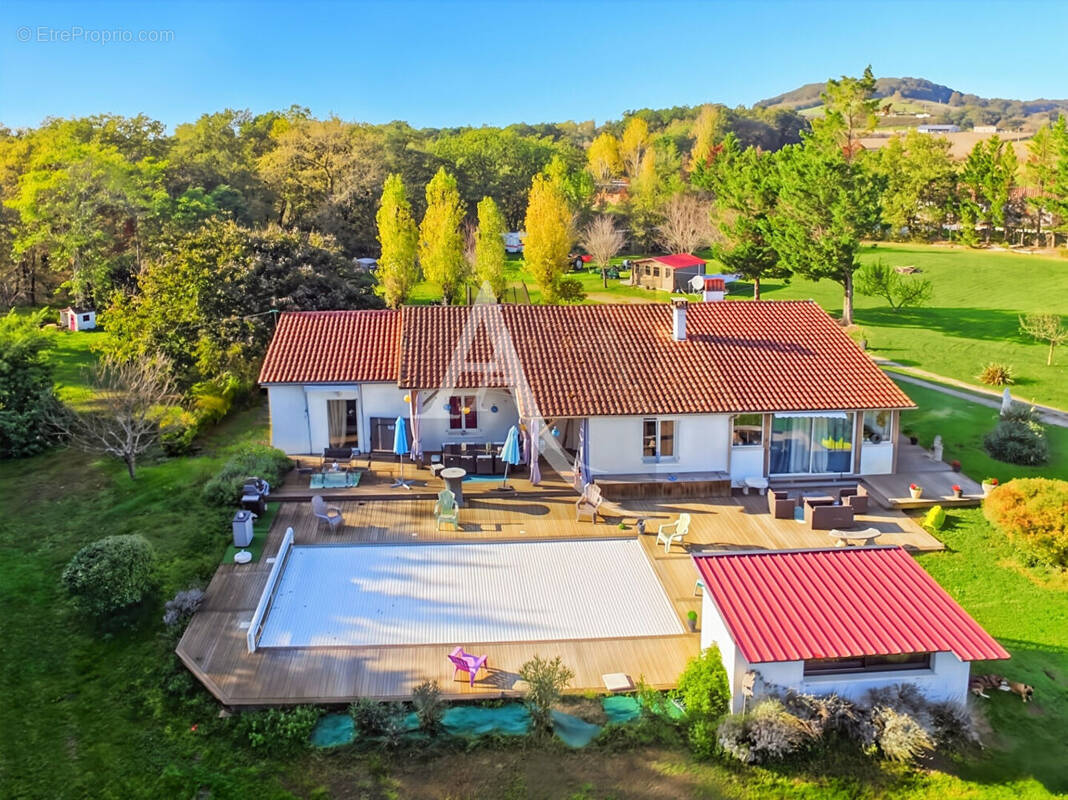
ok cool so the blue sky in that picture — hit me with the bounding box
[2,0,1066,130]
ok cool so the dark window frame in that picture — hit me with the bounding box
[803,652,932,676]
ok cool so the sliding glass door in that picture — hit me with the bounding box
[769,413,854,475]
[327,399,360,449]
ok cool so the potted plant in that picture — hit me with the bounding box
[686,610,698,633]
[904,429,919,446]
[981,477,999,496]
[950,460,961,472]
[951,484,963,499]
[909,482,923,500]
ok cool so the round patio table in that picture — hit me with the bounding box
[440,467,467,506]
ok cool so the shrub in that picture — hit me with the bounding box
[929,701,983,751]
[348,697,392,735]
[922,505,946,531]
[716,699,816,764]
[983,478,1068,566]
[62,535,156,618]
[553,277,587,303]
[871,706,933,762]
[242,706,319,753]
[202,443,293,506]
[977,362,1014,387]
[0,309,61,458]
[983,417,1048,466]
[412,680,445,732]
[162,588,205,627]
[519,655,574,732]
[155,405,199,456]
[676,646,731,757]
[778,689,871,745]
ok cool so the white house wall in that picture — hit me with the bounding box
[267,386,312,454]
[729,446,764,483]
[701,591,749,713]
[587,414,730,476]
[859,442,894,475]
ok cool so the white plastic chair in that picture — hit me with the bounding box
[656,513,692,553]
[311,495,343,531]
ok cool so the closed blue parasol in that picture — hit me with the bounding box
[498,425,521,490]
[391,416,412,489]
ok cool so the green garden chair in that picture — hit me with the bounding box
[435,489,459,530]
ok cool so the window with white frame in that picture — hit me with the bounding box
[732,413,764,447]
[642,418,676,461]
[863,410,892,444]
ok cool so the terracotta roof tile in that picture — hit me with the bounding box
[258,310,400,384]
[261,301,914,418]
[693,547,1010,663]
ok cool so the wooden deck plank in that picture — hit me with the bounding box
[177,487,943,706]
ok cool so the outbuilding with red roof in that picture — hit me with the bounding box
[630,253,707,292]
[692,546,1009,711]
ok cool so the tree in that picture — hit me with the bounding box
[694,136,786,299]
[872,129,957,239]
[473,196,507,300]
[586,131,622,185]
[656,193,712,254]
[580,215,625,288]
[375,173,419,308]
[960,136,1018,244]
[0,309,60,458]
[767,143,880,325]
[689,104,727,171]
[419,167,467,304]
[620,116,652,181]
[103,221,380,388]
[53,356,178,479]
[1019,313,1067,366]
[855,260,933,310]
[523,173,572,303]
[1024,123,1058,242]
[810,66,879,159]
[62,535,156,619]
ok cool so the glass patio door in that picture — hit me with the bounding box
[769,413,853,475]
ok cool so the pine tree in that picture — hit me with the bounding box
[419,167,467,304]
[374,173,419,308]
[523,173,572,303]
[474,196,507,300]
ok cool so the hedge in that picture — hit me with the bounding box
[202,443,293,506]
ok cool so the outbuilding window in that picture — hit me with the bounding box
[803,652,932,676]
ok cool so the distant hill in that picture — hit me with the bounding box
[755,77,1068,130]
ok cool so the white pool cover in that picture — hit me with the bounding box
[256,538,682,648]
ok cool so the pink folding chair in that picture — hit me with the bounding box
[448,646,488,686]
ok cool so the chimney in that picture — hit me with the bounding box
[702,277,725,302]
[672,299,688,341]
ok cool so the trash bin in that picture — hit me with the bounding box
[232,510,255,547]
[241,477,267,515]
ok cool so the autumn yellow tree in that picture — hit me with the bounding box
[474,195,507,300]
[689,105,726,171]
[587,132,622,184]
[375,173,419,308]
[419,167,467,304]
[523,173,572,303]
[620,117,651,181]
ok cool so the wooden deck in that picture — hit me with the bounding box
[863,438,984,509]
[177,490,943,706]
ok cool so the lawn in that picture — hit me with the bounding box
[746,243,1068,410]
[47,327,106,408]
[895,378,1068,483]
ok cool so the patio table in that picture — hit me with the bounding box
[440,467,467,506]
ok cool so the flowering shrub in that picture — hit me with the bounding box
[983,478,1068,566]
[716,699,817,764]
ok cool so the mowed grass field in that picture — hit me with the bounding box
[735,244,1068,410]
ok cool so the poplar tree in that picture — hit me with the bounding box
[587,132,623,184]
[620,117,651,181]
[419,167,467,304]
[523,173,572,303]
[375,173,419,308]
[474,196,507,300]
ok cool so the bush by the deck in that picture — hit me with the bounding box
[983,478,1068,566]
[202,443,293,506]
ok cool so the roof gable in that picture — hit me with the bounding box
[693,547,1009,663]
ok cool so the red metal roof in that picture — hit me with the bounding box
[649,253,706,269]
[258,310,400,384]
[693,547,1009,664]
